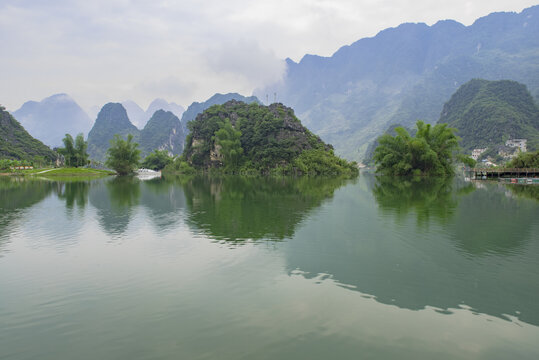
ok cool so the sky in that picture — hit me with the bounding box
[1,0,537,115]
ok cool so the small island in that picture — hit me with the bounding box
[167,100,358,176]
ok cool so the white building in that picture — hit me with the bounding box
[505,139,527,152]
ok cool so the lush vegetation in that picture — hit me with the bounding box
[0,105,57,163]
[163,158,196,175]
[141,149,173,170]
[438,79,539,153]
[181,101,358,176]
[373,121,459,176]
[57,133,89,167]
[507,150,539,168]
[105,134,141,175]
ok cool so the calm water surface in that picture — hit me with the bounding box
[1,174,538,359]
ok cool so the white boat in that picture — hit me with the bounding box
[135,168,161,180]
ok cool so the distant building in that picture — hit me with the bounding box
[505,139,527,152]
[471,148,487,160]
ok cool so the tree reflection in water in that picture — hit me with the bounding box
[182,175,352,243]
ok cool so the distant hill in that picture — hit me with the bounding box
[0,105,57,162]
[88,103,186,161]
[437,79,539,152]
[145,99,184,121]
[121,100,147,129]
[87,103,140,161]
[181,93,260,132]
[13,94,92,147]
[122,99,185,129]
[256,5,539,161]
[139,110,184,157]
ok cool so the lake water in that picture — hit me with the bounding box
[1,174,538,359]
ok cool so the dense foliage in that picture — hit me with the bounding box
[0,105,57,163]
[105,134,141,175]
[373,121,459,176]
[182,101,358,176]
[58,133,89,167]
[506,150,539,168]
[438,79,539,153]
[141,149,173,170]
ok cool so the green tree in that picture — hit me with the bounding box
[58,133,89,167]
[105,134,141,175]
[374,121,459,176]
[456,154,476,168]
[507,150,539,168]
[75,133,89,167]
[214,118,244,171]
[141,149,173,170]
[58,134,77,166]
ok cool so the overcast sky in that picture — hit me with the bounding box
[1,0,537,114]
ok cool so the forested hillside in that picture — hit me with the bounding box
[182,100,357,175]
[438,79,539,152]
[0,106,57,162]
[87,103,140,161]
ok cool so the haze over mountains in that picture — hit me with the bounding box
[86,93,261,161]
[13,94,93,147]
[7,6,539,163]
[256,5,539,160]
[122,99,185,129]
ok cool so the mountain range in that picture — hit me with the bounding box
[13,94,93,147]
[86,93,261,161]
[122,99,185,129]
[180,93,260,134]
[255,5,539,160]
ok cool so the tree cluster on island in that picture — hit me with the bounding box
[373,120,465,176]
[168,100,358,176]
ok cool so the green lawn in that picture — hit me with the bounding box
[12,167,115,176]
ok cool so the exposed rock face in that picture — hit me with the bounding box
[140,110,184,157]
[13,93,92,147]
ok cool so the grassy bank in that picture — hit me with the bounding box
[3,167,115,177]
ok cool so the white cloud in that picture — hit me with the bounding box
[0,0,537,112]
